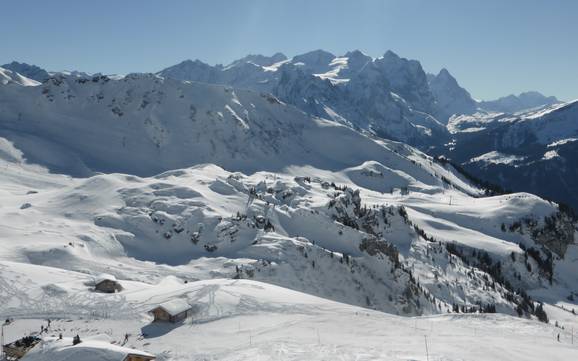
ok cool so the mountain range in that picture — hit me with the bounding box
[155,51,575,209]
[3,53,572,211]
[0,52,576,360]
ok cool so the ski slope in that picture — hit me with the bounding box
[1,278,576,361]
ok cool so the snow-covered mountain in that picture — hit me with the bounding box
[374,50,436,114]
[1,71,576,319]
[1,61,51,82]
[158,50,449,146]
[0,67,41,86]
[226,52,287,68]
[428,68,478,123]
[157,50,564,153]
[1,61,577,360]
[479,91,560,113]
[0,72,449,177]
[1,114,576,319]
[445,100,578,209]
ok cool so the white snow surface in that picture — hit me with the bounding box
[2,280,577,361]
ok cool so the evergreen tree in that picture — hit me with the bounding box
[535,303,549,323]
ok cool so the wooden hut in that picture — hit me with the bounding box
[149,299,192,323]
[94,274,123,293]
[123,350,156,361]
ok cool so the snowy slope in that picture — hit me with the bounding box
[0,126,575,321]
[0,73,448,176]
[3,279,576,361]
[0,134,490,317]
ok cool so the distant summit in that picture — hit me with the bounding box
[479,91,559,113]
[156,49,564,149]
[226,53,287,68]
[157,59,221,84]
[428,68,477,123]
[157,49,448,146]
[1,61,50,82]
[0,66,40,86]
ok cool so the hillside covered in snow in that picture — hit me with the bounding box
[0,60,577,360]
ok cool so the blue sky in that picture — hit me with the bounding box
[1,0,576,100]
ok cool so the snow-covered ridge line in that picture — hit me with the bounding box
[0,70,475,194]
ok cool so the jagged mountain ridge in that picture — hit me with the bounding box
[428,68,478,122]
[0,72,458,178]
[158,50,449,146]
[2,56,572,209]
[158,50,559,133]
[3,55,559,150]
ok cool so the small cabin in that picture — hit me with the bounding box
[149,299,192,323]
[94,274,122,293]
[124,351,156,361]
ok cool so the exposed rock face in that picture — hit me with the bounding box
[531,210,576,257]
[428,68,477,123]
[157,49,449,147]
